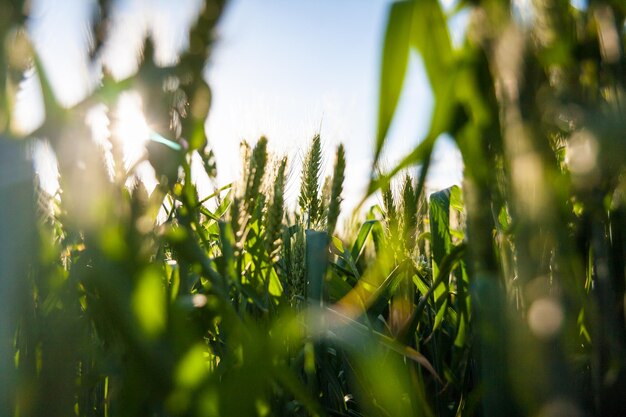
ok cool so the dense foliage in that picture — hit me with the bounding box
[372,0,626,416]
[0,0,625,416]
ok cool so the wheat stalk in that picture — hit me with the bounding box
[299,134,322,229]
[265,157,287,262]
[243,136,268,215]
[401,174,417,254]
[326,143,345,235]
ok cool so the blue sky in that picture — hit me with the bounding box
[23,0,465,213]
[206,0,464,209]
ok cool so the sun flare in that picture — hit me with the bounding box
[113,91,150,170]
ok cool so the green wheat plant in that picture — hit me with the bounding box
[0,0,624,416]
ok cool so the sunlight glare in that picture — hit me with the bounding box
[31,139,60,198]
[11,67,45,136]
[86,104,115,180]
[112,91,159,195]
[114,91,150,171]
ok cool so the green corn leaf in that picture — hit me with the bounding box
[454,261,470,348]
[267,265,283,298]
[430,186,455,275]
[325,269,354,303]
[433,298,449,332]
[217,221,237,286]
[350,220,378,263]
[332,238,361,285]
[375,0,415,165]
[398,243,466,344]
[409,0,453,97]
[367,0,458,208]
[364,261,409,318]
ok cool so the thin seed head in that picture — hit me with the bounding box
[229,195,244,251]
[239,141,252,194]
[265,157,287,261]
[299,134,322,228]
[416,191,428,255]
[287,227,306,309]
[244,136,268,215]
[401,174,417,253]
[326,143,345,235]
[383,184,397,229]
[320,175,331,222]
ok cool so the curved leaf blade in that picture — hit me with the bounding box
[375,0,415,164]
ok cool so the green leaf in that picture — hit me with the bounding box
[364,261,409,317]
[433,298,449,331]
[350,220,378,263]
[449,185,464,211]
[132,266,167,338]
[409,0,453,97]
[267,265,283,297]
[366,0,458,207]
[454,263,470,348]
[429,186,455,273]
[175,343,208,389]
[398,243,466,343]
[331,236,345,253]
[375,0,415,164]
[325,270,354,303]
